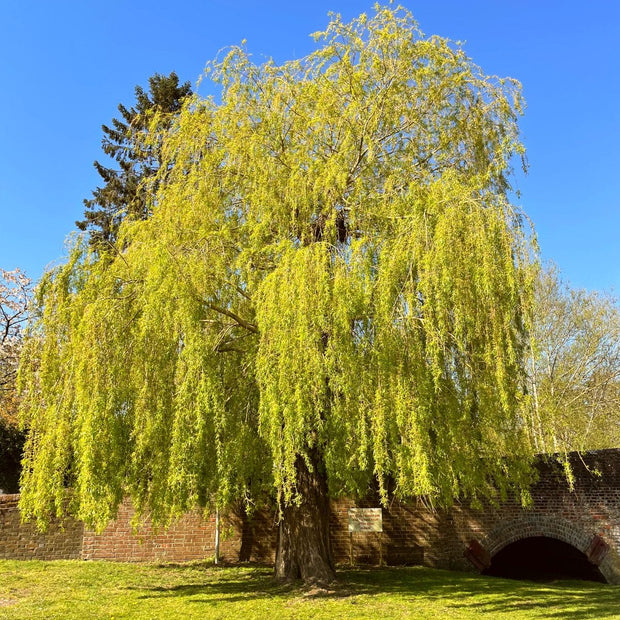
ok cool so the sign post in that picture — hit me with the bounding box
[348,508,383,566]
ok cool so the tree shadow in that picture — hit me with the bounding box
[339,567,620,618]
[128,565,296,604]
[129,565,620,617]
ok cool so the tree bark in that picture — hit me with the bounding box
[274,448,336,585]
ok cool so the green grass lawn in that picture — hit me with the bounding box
[0,561,618,619]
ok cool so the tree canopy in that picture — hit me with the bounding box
[1,268,30,427]
[528,265,620,454]
[19,7,537,582]
[76,72,192,250]
[1,268,30,492]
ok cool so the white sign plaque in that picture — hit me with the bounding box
[348,507,383,532]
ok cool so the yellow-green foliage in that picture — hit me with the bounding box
[528,265,620,454]
[19,6,537,530]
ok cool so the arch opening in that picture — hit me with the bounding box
[483,536,606,583]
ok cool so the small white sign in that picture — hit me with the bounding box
[348,507,383,532]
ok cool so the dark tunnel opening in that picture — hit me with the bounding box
[483,536,606,583]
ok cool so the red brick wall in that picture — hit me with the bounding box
[330,498,433,566]
[83,498,437,567]
[0,494,83,560]
[1,449,619,582]
[82,500,218,562]
[449,450,620,583]
[82,500,278,564]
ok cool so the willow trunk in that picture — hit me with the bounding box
[274,448,336,584]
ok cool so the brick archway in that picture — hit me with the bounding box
[470,514,620,584]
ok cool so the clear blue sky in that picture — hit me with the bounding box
[1,1,619,292]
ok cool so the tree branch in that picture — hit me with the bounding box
[207,303,259,334]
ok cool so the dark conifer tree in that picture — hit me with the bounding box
[77,72,192,249]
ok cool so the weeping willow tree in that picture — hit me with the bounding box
[19,7,538,584]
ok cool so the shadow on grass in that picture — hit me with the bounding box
[128,565,296,605]
[341,567,620,619]
[131,565,620,617]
